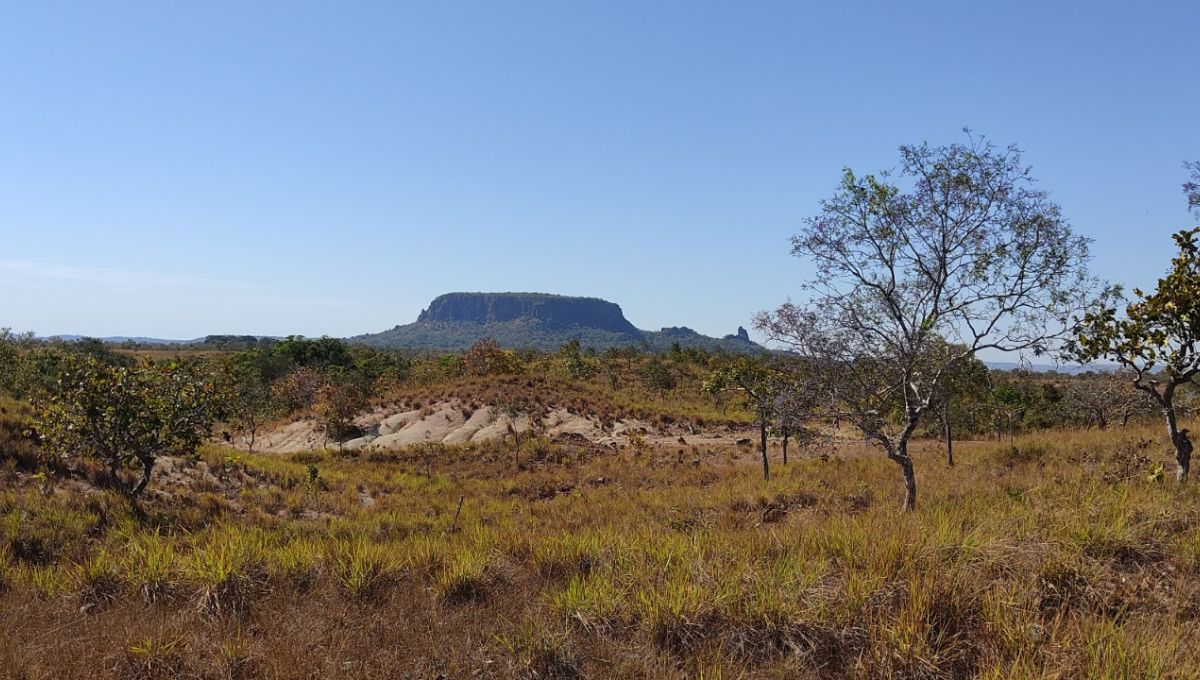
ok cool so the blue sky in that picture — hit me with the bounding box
[1,1,1196,341]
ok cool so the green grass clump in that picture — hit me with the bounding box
[120,529,181,603]
[189,527,268,614]
[436,548,492,604]
[330,536,395,598]
[77,549,122,608]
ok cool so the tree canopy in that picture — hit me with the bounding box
[1073,227,1200,480]
[757,134,1098,510]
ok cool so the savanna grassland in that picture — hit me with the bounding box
[4,373,1200,679]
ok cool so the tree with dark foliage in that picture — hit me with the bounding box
[39,356,221,511]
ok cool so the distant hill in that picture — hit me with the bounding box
[983,361,1115,375]
[351,292,765,353]
[40,334,280,348]
[45,335,191,345]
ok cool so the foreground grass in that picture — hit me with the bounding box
[2,426,1200,678]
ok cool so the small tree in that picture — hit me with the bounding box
[704,356,781,481]
[559,339,598,379]
[464,337,513,377]
[272,366,328,413]
[1061,370,1154,431]
[0,328,38,397]
[640,357,677,399]
[757,134,1097,510]
[39,356,220,510]
[771,361,824,466]
[932,349,991,466]
[988,372,1034,449]
[221,354,283,453]
[495,398,536,468]
[1073,226,1200,482]
[313,373,368,450]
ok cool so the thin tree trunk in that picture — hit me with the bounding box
[1165,396,1191,482]
[110,455,151,518]
[900,454,917,512]
[133,456,154,498]
[781,426,789,466]
[759,416,769,482]
[887,439,917,512]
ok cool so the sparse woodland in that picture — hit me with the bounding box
[2,150,1200,678]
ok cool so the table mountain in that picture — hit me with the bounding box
[351,292,763,353]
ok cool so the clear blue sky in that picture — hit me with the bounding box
[1,1,1196,341]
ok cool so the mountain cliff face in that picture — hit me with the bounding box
[417,293,640,335]
[352,292,763,353]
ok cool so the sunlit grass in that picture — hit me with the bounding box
[3,422,1200,676]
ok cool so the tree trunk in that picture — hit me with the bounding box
[1165,396,1191,483]
[133,456,154,499]
[887,440,917,512]
[942,400,954,467]
[759,417,769,481]
[781,426,789,465]
[108,458,130,501]
[900,454,917,512]
[109,455,152,517]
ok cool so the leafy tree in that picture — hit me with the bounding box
[313,375,369,450]
[0,328,37,397]
[988,371,1039,448]
[705,357,780,480]
[272,366,328,413]
[463,337,520,376]
[704,356,819,479]
[38,356,221,510]
[271,335,354,369]
[220,352,284,452]
[1073,227,1200,482]
[559,339,598,379]
[640,357,677,398]
[757,134,1098,510]
[436,353,466,380]
[931,350,991,466]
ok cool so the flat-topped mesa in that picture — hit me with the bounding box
[416,292,641,335]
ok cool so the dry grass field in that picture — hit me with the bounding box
[3,410,1200,678]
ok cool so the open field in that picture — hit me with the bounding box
[3,3,1196,678]
[4,419,1200,679]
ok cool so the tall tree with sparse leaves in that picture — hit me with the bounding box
[757,133,1098,510]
